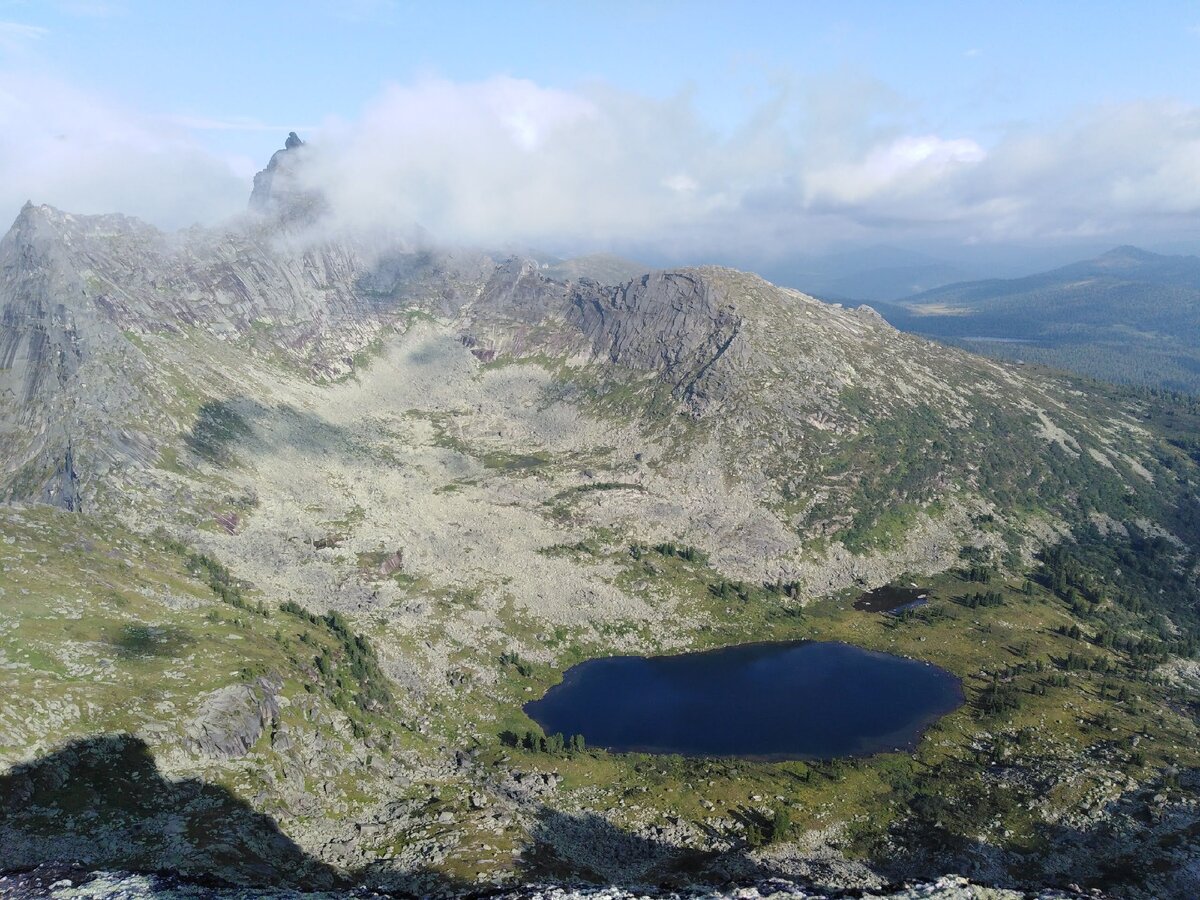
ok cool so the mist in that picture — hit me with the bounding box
[4,71,1200,275]
[0,73,248,230]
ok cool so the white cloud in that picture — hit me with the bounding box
[294,76,1009,255]
[0,73,247,229]
[4,71,1200,260]
[0,20,47,53]
[953,102,1200,241]
[664,173,699,193]
[805,135,986,207]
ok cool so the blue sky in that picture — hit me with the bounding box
[3,1,1200,267]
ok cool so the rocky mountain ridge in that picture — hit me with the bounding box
[1,136,1198,899]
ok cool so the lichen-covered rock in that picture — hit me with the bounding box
[0,866,1104,898]
[185,676,282,759]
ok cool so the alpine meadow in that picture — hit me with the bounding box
[1,4,1199,899]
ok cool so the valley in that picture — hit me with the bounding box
[0,140,1198,897]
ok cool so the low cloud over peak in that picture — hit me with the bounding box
[3,72,1200,263]
[0,73,247,229]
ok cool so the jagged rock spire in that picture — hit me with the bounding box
[249,132,323,221]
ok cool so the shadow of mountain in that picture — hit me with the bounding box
[186,398,257,466]
[520,785,1200,899]
[518,806,793,893]
[0,733,343,890]
[184,397,390,470]
[7,737,1191,897]
[879,764,1200,899]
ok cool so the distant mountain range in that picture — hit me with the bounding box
[869,245,1200,393]
[762,245,977,303]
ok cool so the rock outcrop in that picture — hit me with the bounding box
[569,270,746,413]
[185,676,283,759]
[0,867,1107,898]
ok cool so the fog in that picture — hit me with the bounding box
[3,72,1199,276]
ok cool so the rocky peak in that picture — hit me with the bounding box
[475,257,569,323]
[248,132,324,222]
[5,201,58,247]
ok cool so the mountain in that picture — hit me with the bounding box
[762,246,975,302]
[539,252,649,285]
[873,246,1200,393]
[1,137,1199,898]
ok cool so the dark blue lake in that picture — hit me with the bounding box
[524,641,963,760]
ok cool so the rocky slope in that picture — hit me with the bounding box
[1,136,1198,898]
[0,867,1104,899]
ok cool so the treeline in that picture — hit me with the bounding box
[743,806,796,848]
[1058,622,1195,670]
[158,534,268,617]
[184,550,268,616]
[630,541,709,564]
[824,403,952,552]
[1039,528,1200,653]
[499,650,533,677]
[709,577,804,604]
[958,590,1003,609]
[976,677,1022,716]
[280,600,394,717]
[968,649,1155,718]
[500,728,586,755]
[630,541,805,606]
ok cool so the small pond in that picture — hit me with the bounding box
[854,585,929,614]
[524,641,963,760]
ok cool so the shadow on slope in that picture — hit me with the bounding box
[0,733,342,890]
[881,762,1200,898]
[185,397,369,468]
[518,805,844,893]
[186,399,256,465]
[522,775,1200,899]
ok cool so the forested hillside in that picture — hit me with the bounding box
[872,246,1200,393]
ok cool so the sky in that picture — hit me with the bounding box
[2,0,1200,275]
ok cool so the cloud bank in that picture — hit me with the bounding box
[0,73,247,230]
[3,72,1200,261]
[300,77,1200,258]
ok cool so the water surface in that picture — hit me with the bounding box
[524,640,963,760]
[854,585,929,614]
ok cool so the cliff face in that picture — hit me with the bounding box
[0,199,387,505]
[0,157,783,505]
[0,204,91,414]
[0,204,125,507]
[3,135,1181,549]
[0,176,1157,521]
[0,132,499,505]
[568,270,747,413]
[5,205,370,339]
